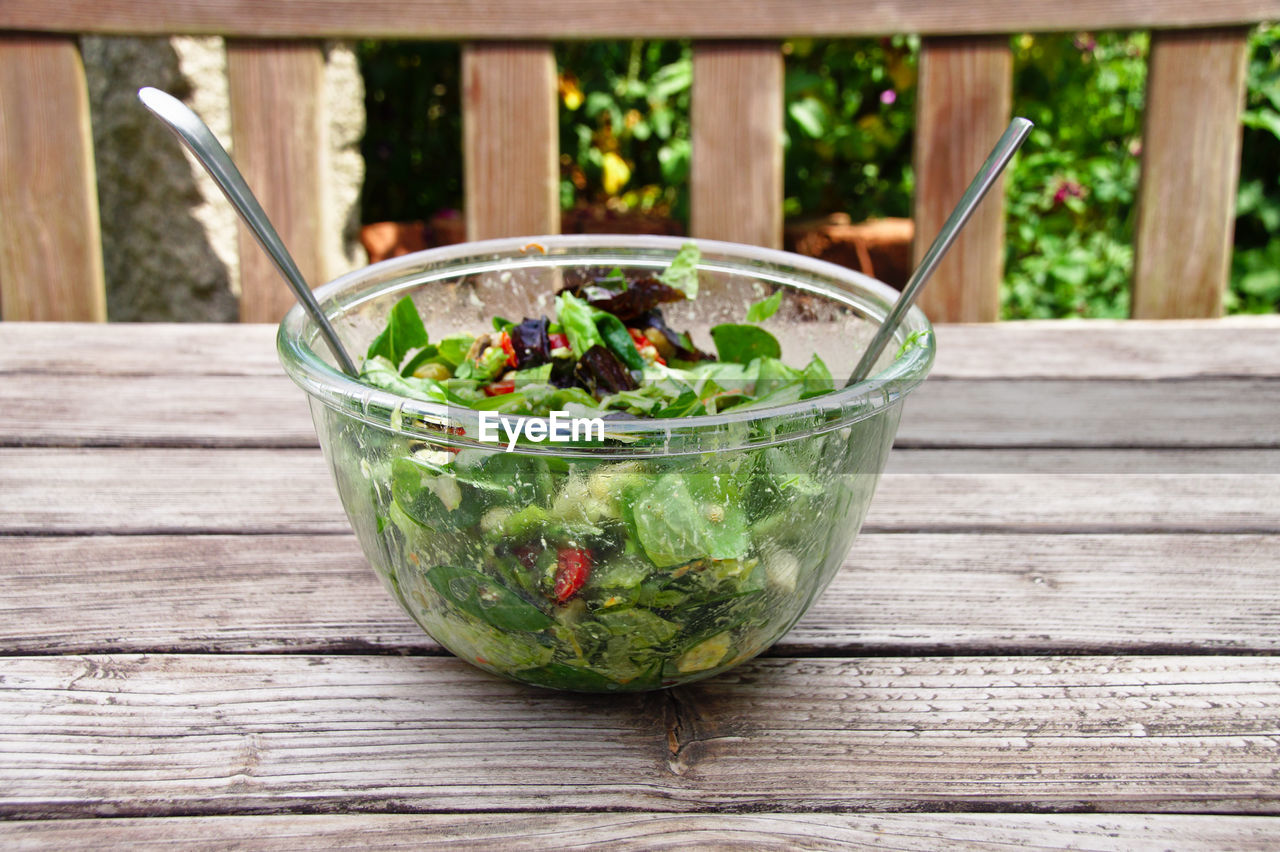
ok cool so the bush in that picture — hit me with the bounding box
[1230,23,1280,314]
[357,28,1280,317]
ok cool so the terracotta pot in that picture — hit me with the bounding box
[785,214,915,291]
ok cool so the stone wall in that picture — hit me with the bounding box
[81,37,365,321]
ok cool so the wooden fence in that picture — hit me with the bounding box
[0,2,1275,322]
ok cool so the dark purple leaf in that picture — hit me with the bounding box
[575,344,638,395]
[509,317,551,368]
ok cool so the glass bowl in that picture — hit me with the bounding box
[279,235,933,691]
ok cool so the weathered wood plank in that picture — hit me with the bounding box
[462,43,558,240]
[929,317,1280,379]
[4,319,1280,380]
[2,448,1278,535]
[5,812,1280,851]
[0,36,105,322]
[690,42,783,248]
[3,371,1277,449]
[0,323,282,376]
[0,374,317,447]
[3,533,1279,656]
[1133,28,1251,319]
[226,40,327,323]
[1,654,1277,817]
[913,37,1012,322]
[3,1,1277,39]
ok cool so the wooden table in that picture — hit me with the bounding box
[3,319,1280,848]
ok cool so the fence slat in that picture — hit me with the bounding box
[462,43,558,240]
[0,36,105,321]
[1132,28,1250,319]
[225,40,326,323]
[3,2,1278,40]
[691,42,783,248]
[912,36,1012,323]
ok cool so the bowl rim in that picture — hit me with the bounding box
[278,234,935,457]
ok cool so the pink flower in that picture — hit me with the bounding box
[1052,179,1085,205]
[879,89,896,106]
[1073,33,1097,53]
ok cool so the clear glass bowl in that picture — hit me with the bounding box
[279,235,934,691]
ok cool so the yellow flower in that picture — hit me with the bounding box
[559,75,583,110]
[602,151,631,195]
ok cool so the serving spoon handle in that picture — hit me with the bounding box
[846,117,1033,386]
[138,86,359,377]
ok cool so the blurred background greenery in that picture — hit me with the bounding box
[358,26,1280,317]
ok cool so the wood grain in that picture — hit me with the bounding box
[4,371,1277,449]
[690,42,783,248]
[1,654,1277,817]
[2,1,1277,39]
[226,40,327,323]
[0,36,105,321]
[913,37,1012,323]
[462,43,558,240]
[1133,28,1251,319]
[0,323,282,376]
[3,533,1280,656]
[2,448,1277,535]
[4,319,1279,380]
[5,812,1280,851]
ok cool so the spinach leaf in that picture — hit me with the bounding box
[745,290,782,322]
[365,295,428,366]
[518,661,650,691]
[651,388,705,418]
[437,334,476,368]
[426,564,554,632]
[392,456,482,528]
[556,291,604,358]
[657,242,700,298]
[710,323,782,364]
[400,345,441,377]
[800,354,836,397]
[594,312,645,370]
[360,357,452,403]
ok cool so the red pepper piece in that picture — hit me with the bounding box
[627,327,666,366]
[553,547,591,602]
[548,333,570,350]
[500,331,518,368]
[483,380,515,396]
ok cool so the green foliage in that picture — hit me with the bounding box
[782,37,918,221]
[1002,32,1148,318]
[357,28,1280,317]
[556,41,692,220]
[1229,24,1280,314]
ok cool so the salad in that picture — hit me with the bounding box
[357,243,839,418]
[328,244,904,691]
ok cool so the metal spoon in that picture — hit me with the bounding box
[137,87,359,377]
[846,117,1034,386]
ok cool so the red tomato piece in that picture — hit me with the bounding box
[483,380,515,396]
[553,547,591,602]
[500,331,518,367]
[548,333,570,350]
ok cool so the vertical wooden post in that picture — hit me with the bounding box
[462,43,559,241]
[1133,28,1250,319]
[690,41,783,248]
[913,36,1012,323]
[226,40,326,323]
[0,36,105,321]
